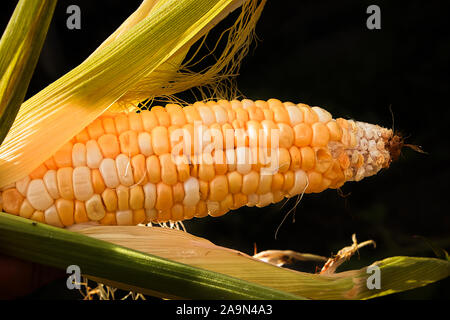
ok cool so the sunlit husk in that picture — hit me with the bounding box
[0,0,264,188]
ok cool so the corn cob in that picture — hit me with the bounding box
[0,99,398,227]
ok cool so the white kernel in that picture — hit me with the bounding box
[72,143,87,167]
[138,132,153,156]
[86,140,103,168]
[16,176,30,197]
[73,166,94,201]
[115,154,134,187]
[312,107,332,123]
[27,179,54,211]
[183,177,200,207]
[45,205,64,227]
[212,105,228,124]
[288,170,308,197]
[85,194,106,221]
[246,194,259,207]
[286,106,303,125]
[256,193,273,207]
[99,158,120,188]
[143,183,157,209]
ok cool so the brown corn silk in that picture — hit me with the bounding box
[0,99,396,227]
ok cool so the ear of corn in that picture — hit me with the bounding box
[0,0,262,189]
[0,1,446,301]
[0,99,396,228]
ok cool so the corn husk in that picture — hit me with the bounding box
[0,0,264,188]
[0,0,57,144]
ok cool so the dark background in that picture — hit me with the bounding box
[1,0,449,299]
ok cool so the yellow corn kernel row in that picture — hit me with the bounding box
[0,99,394,227]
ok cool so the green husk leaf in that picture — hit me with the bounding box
[0,212,304,300]
[0,0,57,144]
[75,225,450,300]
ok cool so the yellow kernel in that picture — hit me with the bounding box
[171,204,184,221]
[272,173,284,191]
[29,164,48,179]
[119,130,140,157]
[87,119,104,140]
[55,199,74,227]
[300,147,315,171]
[183,105,202,124]
[116,185,129,211]
[100,212,117,225]
[53,142,73,168]
[209,175,228,202]
[172,182,185,203]
[140,110,158,132]
[128,112,144,132]
[311,122,330,147]
[282,171,295,191]
[74,201,89,223]
[146,155,161,184]
[131,154,148,185]
[289,146,302,170]
[3,188,24,215]
[326,120,343,141]
[155,183,173,211]
[232,193,247,209]
[102,188,118,212]
[151,126,170,155]
[166,104,187,126]
[195,200,208,218]
[242,171,259,195]
[299,105,319,124]
[130,185,145,210]
[159,153,178,185]
[152,106,170,127]
[98,134,120,159]
[199,180,209,200]
[293,123,313,147]
[102,117,117,135]
[133,209,147,224]
[277,123,294,148]
[306,171,323,193]
[114,114,129,134]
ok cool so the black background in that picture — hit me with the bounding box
[1,0,449,299]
